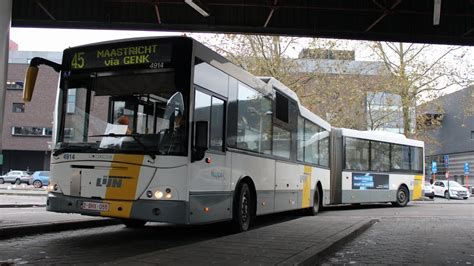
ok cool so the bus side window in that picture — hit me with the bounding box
[210,97,225,151]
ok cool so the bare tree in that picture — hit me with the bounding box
[369,42,473,137]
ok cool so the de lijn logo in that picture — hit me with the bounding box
[96,176,126,188]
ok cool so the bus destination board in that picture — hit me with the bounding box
[68,43,172,70]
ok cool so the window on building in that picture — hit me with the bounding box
[6,81,23,90]
[67,89,77,113]
[471,131,474,140]
[12,103,25,113]
[11,126,53,137]
[64,128,75,138]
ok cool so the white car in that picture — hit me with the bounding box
[423,184,435,199]
[433,180,470,199]
[0,170,32,185]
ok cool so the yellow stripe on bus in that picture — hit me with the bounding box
[100,200,133,219]
[302,166,312,208]
[105,154,144,201]
[413,175,423,200]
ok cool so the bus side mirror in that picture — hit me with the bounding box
[23,66,39,102]
[192,121,208,162]
[22,57,62,103]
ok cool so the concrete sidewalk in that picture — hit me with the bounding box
[106,216,377,265]
[0,194,47,208]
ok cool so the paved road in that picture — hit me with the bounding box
[320,199,474,265]
[0,209,313,265]
[0,197,472,265]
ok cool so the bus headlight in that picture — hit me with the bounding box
[47,184,58,192]
[155,191,163,199]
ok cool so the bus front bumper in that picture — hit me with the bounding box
[46,193,189,224]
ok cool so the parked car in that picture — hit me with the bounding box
[30,171,50,188]
[424,183,434,199]
[0,170,32,185]
[433,180,470,199]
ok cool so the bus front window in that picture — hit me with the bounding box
[58,71,188,156]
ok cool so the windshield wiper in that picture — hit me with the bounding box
[90,133,156,160]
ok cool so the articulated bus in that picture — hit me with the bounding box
[23,36,423,232]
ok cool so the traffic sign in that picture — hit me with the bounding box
[432,161,437,174]
[465,163,470,175]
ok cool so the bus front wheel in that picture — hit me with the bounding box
[392,186,409,207]
[231,183,252,232]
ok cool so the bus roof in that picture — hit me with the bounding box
[339,128,424,147]
[259,77,331,131]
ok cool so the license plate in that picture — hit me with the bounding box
[80,201,109,212]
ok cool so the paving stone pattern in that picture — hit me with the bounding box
[107,216,369,265]
[321,217,474,265]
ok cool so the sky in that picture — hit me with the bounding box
[10,28,184,52]
[9,27,473,94]
[9,27,353,59]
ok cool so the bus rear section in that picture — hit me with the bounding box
[329,128,424,207]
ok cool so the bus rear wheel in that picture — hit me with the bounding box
[307,187,321,216]
[122,219,147,228]
[231,183,252,232]
[392,186,409,207]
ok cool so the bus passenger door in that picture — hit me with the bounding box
[189,88,231,223]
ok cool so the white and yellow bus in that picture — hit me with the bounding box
[23,36,423,231]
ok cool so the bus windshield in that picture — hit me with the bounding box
[57,69,188,156]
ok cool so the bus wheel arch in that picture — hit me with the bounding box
[232,176,256,232]
[392,184,409,207]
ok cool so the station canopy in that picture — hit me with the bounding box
[11,0,474,46]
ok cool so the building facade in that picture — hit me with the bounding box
[296,49,412,133]
[2,49,61,173]
[422,86,474,186]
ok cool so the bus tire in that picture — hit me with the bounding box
[307,187,321,216]
[122,219,147,228]
[231,182,252,232]
[392,186,409,207]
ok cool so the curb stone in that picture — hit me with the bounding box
[0,218,122,240]
[0,204,46,208]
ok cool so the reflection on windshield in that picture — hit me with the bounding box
[58,71,188,156]
[448,181,462,187]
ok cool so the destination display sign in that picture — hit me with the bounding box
[67,43,172,70]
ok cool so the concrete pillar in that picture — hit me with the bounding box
[0,0,12,156]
